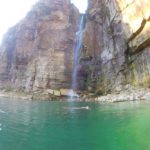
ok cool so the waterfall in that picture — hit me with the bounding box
[71,15,84,91]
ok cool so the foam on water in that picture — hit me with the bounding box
[0,109,6,114]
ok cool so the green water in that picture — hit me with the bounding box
[0,99,150,150]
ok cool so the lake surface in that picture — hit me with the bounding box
[0,99,150,150]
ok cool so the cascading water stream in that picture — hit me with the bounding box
[71,15,84,92]
[68,0,88,99]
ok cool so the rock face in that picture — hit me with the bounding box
[0,0,150,97]
[80,0,150,93]
[0,0,79,91]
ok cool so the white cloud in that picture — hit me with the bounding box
[71,0,88,13]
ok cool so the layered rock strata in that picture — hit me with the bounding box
[0,0,150,100]
[80,0,150,94]
[0,0,79,92]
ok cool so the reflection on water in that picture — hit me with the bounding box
[0,99,150,150]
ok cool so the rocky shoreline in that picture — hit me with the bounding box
[90,85,150,102]
[94,90,150,103]
[0,85,149,103]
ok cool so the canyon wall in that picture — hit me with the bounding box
[0,0,150,95]
[0,0,79,92]
[81,0,150,93]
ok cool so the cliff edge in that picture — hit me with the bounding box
[0,0,79,92]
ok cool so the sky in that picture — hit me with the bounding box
[71,0,88,13]
[0,0,38,42]
[0,0,88,43]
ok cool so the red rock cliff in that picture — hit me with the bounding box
[81,0,150,93]
[0,0,79,91]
